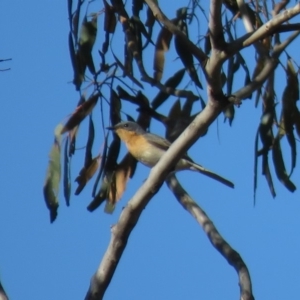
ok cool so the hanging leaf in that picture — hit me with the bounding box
[102,1,116,56]
[135,91,150,107]
[69,32,80,90]
[61,93,99,134]
[168,99,181,120]
[43,124,63,223]
[280,59,299,175]
[92,133,109,197]
[144,6,155,49]
[105,153,137,213]
[272,137,296,192]
[126,114,135,122]
[73,52,86,90]
[132,0,143,16]
[78,14,98,74]
[68,125,79,156]
[145,6,155,28]
[112,52,144,88]
[117,85,135,101]
[103,0,116,33]
[85,116,95,167]
[262,154,276,198]
[174,35,202,89]
[75,155,101,195]
[131,16,154,47]
[90,138,120,211]
[153,26,173,81]
[294,109,300,138]
[124,41,134,76]
[72,115,97,196]
[110,90,122,126]
[87,178,109,212]
[63,137,71,206]
[254,124,276,202]
[152,68,185,109]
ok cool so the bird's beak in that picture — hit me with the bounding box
[106,126,115,130]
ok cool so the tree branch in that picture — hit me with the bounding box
[166,174,254,300]
[144,0,208,64]
[230,30,300,102]
[0,281,8,300]
[227,3,300,56]
[209,0,226,49]
[85,98,228,300]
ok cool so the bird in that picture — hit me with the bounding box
[107,121,234,188]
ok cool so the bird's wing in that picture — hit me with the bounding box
[144,132,193,161]
[144,133,172,150]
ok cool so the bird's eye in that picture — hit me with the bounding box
[123,123,128,128]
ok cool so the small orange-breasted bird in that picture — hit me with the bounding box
[107,121,234,188]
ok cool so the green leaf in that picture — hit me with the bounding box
[43,124,63,223]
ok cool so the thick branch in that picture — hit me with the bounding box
[85,99,227,300]
[209,0,225,49]
[166,174,254,300]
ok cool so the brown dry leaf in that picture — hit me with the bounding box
[153,26,173,81]
[105,153,136,213]
[75,155,101,195]
[61,93,99,134]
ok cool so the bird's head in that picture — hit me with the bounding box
[107,121,145,142]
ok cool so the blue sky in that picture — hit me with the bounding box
[1,1,300,299]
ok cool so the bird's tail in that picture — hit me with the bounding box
[188,161,234,188]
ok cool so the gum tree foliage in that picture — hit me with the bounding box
[42,1,300,299]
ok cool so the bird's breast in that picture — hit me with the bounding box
[125,135,164,168]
